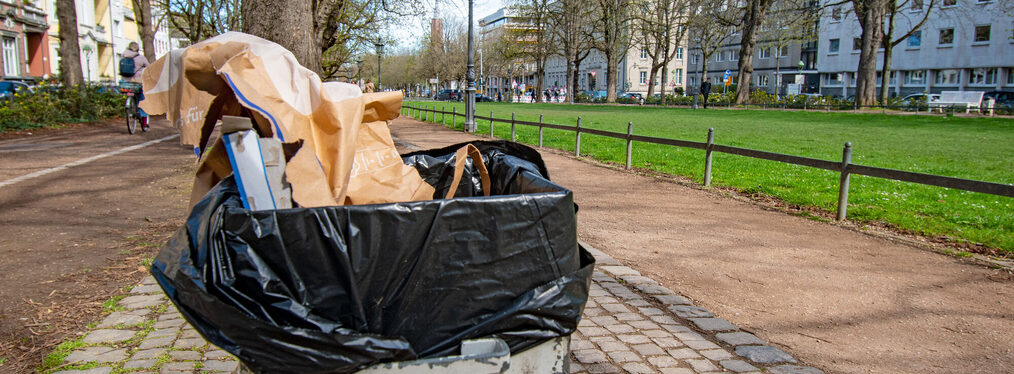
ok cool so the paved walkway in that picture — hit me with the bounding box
[51,242,821,374]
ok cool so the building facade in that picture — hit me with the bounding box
[818,0,1014,97]
[0,0,51,80]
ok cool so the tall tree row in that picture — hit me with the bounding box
[550,0,594,103]
[632,0,692,103]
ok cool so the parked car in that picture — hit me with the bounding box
[901,93,940,102]
[435,89,460,101]
[474,93,495,102]
[619,92,643,100]
[0,81,32,101]
[983,91,1014,108]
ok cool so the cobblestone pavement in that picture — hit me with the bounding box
[51,246,822,374]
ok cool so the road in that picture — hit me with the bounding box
[0,118,194,372]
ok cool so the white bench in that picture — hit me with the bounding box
[931,91,985,113]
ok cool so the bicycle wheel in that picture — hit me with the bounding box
[125,96,137,134]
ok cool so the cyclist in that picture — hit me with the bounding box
[120,42,150,128]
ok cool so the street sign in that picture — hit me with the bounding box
[723,70,731,80]
[429,78,438,84]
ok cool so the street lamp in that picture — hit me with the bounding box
[464,0,477,132]
[356,59,363,86]
[374,42,384,91]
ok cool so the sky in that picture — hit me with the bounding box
[387,0,506,52]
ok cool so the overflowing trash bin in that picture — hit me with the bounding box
[142,33,593,374]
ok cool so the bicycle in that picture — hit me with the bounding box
[120,81,147,134]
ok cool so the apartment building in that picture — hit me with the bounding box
[686,35,820,95]
[0,0,51,80]
[818,0,1014,97]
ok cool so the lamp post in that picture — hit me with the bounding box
[356,59,363,86]
[464,0,477,132]
[374,42,384,91]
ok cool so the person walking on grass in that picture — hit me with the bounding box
[700,77,712,109]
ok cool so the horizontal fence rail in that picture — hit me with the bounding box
[402,105,1014,219]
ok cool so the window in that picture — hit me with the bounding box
[758,75,769,86]
[969,68,997,85]
[641,48,649,59]
[942,0,956,6]
[716,51,724,62]
[730,50,739,61]
[640,71,648,84]
[911,0,923,10]
[853,38,862,51]
[907,31,922,47]
[905,70,926,85]
[778,45,788,57]
[1009,68,1014,85]
[675,47,683,60]
[939,28,954,45]
[831,7,842,21]
[759,47,771,59]
[974,25,990,42]
[829,38,840,53]
[689,76,696,87]
[2,37,18,77]
[674,68,683,84]
[691,54,698,65]
[825,73,843,85]
[935,69,960,85]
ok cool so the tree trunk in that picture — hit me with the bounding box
[660,61,669,104]
[566,55,576,103]
[243,0,321,75]
[647,65,658,98]
[606,50,618,102]
[853,0,886,107]
[132,0,156,61]
[536,60,545,103]
[56,0,83,86]
[735,0,770,104]
[879,5,896,106]
[774,55,781,96]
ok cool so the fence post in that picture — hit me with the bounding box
[490,111,495,138]
[704,128,715,187]
[442,106,445,125]
[575,117,582,156]
[625,122,633,170]
[511,112,516,142]
[452,107,456,128]
[836,142,853,221]
[538,114,544,148]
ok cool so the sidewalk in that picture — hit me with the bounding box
[51,244,819,374]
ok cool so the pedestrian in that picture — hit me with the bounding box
[497,91,502,102]
[364,79,375,93]
[700,77,712,109]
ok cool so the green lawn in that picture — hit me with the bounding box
[405,101,1014,255]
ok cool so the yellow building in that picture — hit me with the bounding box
[40,0,141,82]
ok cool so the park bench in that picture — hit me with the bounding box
[930,91,985,114]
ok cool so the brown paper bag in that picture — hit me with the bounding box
[139,32,432,208]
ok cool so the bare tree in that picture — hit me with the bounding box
[56,0,83,86]
[631,0,692,102]
[757,0,818,96]
[850,0,891,106]
[549,0,594,103]
[315,0,426,80]
[687,2,734,88]
[591,0,632,103]
[510,0,556,102]
[131,0,157,61]
[878,0,935,105]
[158,0,240,43]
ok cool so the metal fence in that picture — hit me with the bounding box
[402,105,1014,221]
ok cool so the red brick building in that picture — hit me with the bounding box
[0,1,51,80]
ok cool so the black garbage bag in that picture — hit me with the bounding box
[151,140,594,373]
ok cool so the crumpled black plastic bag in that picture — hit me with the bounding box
[151,141,594,373]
